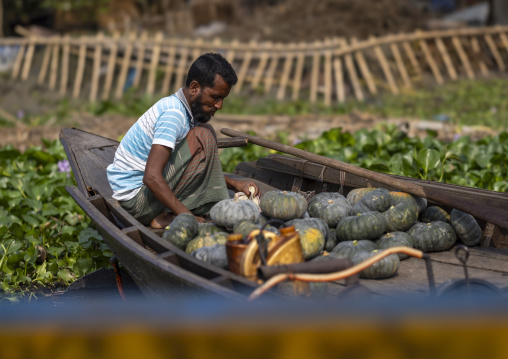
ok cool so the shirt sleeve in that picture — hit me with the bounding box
[152,109,186,149]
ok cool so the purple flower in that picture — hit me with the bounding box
[292,138,302,145]
[17,110,24,119]
[58,160,71,177]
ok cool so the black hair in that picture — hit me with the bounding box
[185,52,238,88]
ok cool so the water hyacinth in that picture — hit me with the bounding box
[58,159,71,177]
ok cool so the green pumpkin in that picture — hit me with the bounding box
[420,206,450,223]
[383,191,419,232]
[310,251,343,262]
[210,196,260,229]
[346,187,376,206]
[287,221,325,260]
[197,222,227,236]
[162,213,199,250]
[336,211,387,242]
[260,190,308,220]
[374,232,415,260]
[406,221,456,252]
[191,244,228,268]
[324,228,338,252]
[286,217,329,239]
[450,209,482,247]
[352,188,392,214]
[331,239,378,260]
[185,232,228,254]
[307,192,352,227]
[412,195,428,214]
[351,249,400,279]
[233,220,280,239]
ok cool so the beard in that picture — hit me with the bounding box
[191,94,213,124]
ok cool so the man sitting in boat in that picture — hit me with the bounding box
[107,53,259,228]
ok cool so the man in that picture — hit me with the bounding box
[107,53,259,228]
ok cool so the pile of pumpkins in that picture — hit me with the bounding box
[162,187,482,280]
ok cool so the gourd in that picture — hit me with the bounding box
[210,194,260,228]
[352,188,392,214]
[420,206,450,223]
[162,213,199,250]
[286,217,329,239]
[406,221,456,252]
[324,228,338,252]
[336,211,387,242]
[346,187,376,206]
[310,251,343,262]
[351,250,400,279]
[383,192,419,232]
[412,195,428,214]
[197,222,226,236]
[450,209,482,247]
[191,244,228,268]
[307,192,352,227]
[260,190,307,220]
[233,220,280,239]
[285,220,325,259]
[374,232,415,260]
[185,232,228,254]
[331,239,378,260]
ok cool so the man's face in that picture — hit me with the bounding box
[190,74,231,124]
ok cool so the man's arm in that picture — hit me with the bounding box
[224,176,260,197]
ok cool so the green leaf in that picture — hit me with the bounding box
[417,149,441,171]
[21,214,41,227]
[57,269,74,283]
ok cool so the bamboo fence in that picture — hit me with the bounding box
[2,26,508,104]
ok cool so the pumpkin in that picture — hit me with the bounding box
[336,211,387,242]
[412,195,428,214]
[406,221,456,252]
[197,222,227,236]
[210,194,260,228]
[374,231,415,260]
[233,220,280,239]
[331,239,378,260]
[286,217,329,239]
[191,244,228,268]
[351,250,400,279]
[310,251,343,262]
[284,220,325,259]
[346,187,376,206]
[352,188,392,214]
[383,191,419,232]
[162,213,199,250]
[307,192,352,227]
[450,209,482,247]
[185,232,228,254]
[260,190,308,220]
[420,206,450,223]
[324,228,338,252]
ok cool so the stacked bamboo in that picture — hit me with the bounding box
[2,25,508,104]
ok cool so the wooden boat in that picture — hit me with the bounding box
[60,127,508,300]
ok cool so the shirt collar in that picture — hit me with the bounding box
[176,87,195,129]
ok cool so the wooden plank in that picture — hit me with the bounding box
[102,31,120,100]
[59,34,70,96]
[333,57,345,103]
[351,37,377,95]
[291,45,305,101]
[250,42,271,90]
[498,32,508,57]
[429,247,508,273]
[115,31,136,99]
[310,40,321,103]
[133,30,148,89]
[121,227,145,247]
[161,42,177,95]
[470,36,489,76]
[20,36,36,80]
[390,42,412,89]
[419,38,444,85]
[402,40,423,77]
[146,31,163,96]
[234,39,257,94]
[174,46,189,92]
[89,32,104,102]
[343,39,364,101]
[276,45,294,100]
[37,43,52,85]
[49,38,60,90]
[323,48,333,106]
[10,44,25,80]
[72,39,87,99]
[264,44,280,94]
[157,251,181,266]
[371,36,399,94]
[484,34,505,71]
[435,38,457,80]
[452,36,475,79]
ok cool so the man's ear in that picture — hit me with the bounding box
[188,80,201,98]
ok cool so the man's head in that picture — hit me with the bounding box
[185,53,237,123]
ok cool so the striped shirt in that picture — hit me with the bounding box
[107,88,195,201]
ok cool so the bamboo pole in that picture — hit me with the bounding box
[498,32,508,55]
[343,38,364,101]
[89,32,104,102]
[264,44,280,94]
[452,36,474,79]
[102,31,120,100]
[402,40,423,77]
[20,36,36,80]
[251,42,271,90]
[235,39,257,94]
[11,44,25,79]
[49,36,60,90]
[276,44,295,100]
[161,41,177,95]
[310,40,321,103]
[147,31,164,96]
[174,46,189,92]
[435,38,457,80]
[37,42,52,85]
[470,36,489,75]
[73,37,87,99]
[371,36,399,94]
[59,34,70,96]
[484,34,505,71]
[292,43,305,101]
[323,47,333,106]
[333,57,345,103]
[419,37,444,85]
[225,39,239,64]
[133,30,148,89]
[351,37,377,95]
[115,31,136,99]
[390,42,412,89]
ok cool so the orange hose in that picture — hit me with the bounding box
[248,246,424,301]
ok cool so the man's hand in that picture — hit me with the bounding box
[225,176,260,197]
